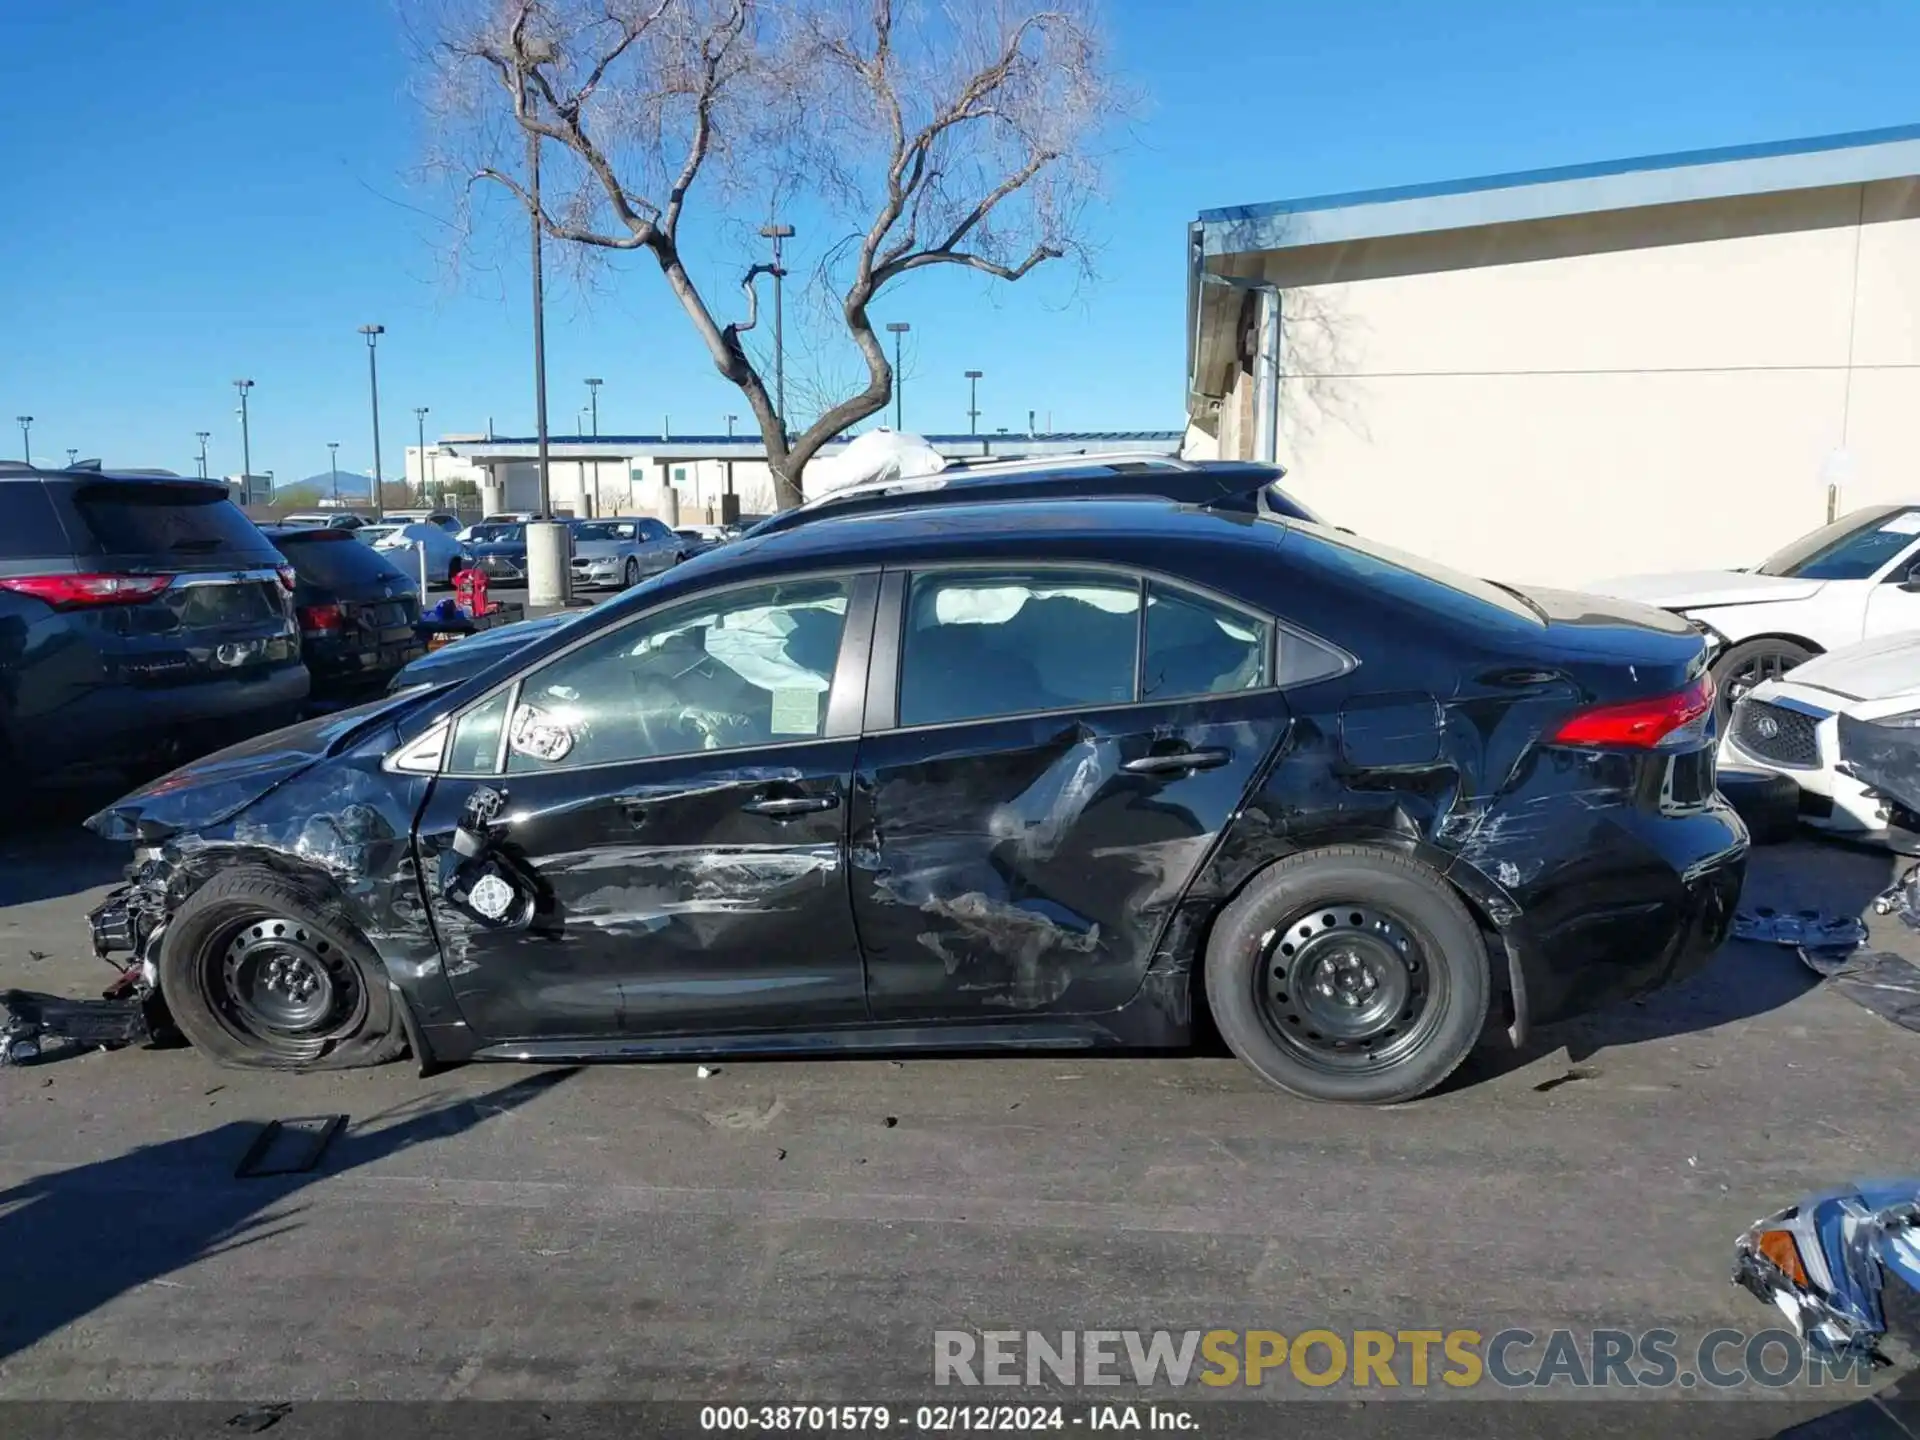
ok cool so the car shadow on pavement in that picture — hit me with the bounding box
[1453,838,1902,1090]
[0,1066,580,1365]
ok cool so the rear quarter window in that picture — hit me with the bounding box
[0,481,75,559]
[277,533,413,589]
[65,482,279,560]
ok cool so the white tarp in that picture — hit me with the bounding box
[804,428,948,497]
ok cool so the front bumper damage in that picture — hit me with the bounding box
[1734,1180,1920,1367]
[1,869,175,1062]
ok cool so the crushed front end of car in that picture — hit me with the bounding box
[1734,1180,1920,1368]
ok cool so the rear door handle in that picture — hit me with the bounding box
[741,794,840,817]
[1122,747,1233,775]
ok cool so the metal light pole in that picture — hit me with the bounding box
[965,370,983,436]
[759,223,794,437]
[414,407,430,504]
[522,120,569,604]
[196,431,211,479]
[886,323,912,429]
[583,378,602,518]
[358,327,385,520]
[66,448,77,466]
[328,442,340,505]
[233,380,254,492]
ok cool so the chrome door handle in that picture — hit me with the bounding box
[1122,747,1232,775]
[741,794,839,817]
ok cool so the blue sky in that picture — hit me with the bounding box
[2,0,1917,485]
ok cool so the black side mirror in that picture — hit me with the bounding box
[1901,563,1920,593]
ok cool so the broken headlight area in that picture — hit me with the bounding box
[1733,1181,1920,1367]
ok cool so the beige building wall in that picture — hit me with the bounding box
[1215,179,1920,587]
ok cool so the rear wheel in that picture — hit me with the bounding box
[1204,847,1488,1104]
[157,866,405,1071]
[1711,638,1814,728]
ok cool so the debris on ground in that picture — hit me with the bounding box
[1733,907,1868,951]
[1797,949,1920,1034]
[696,1064,719,1080]
[1735,1178,1920,1366]
[234,1116,347,1179]
[0,985,152,1065]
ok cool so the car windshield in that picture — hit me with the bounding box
[1755,506,1919,580]
[471,523,523,544]
[358,525,399,545]
[573,521,636,542]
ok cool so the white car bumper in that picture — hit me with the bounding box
[1719,685,1889,837]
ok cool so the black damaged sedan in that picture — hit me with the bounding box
[83,494,1746,1103]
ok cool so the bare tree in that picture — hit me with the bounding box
[422,0,1126,507]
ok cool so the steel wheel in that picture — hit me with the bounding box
[212,914,365,1043]
[1255,904,1444,1076]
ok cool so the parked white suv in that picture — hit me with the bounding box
[1590,503,1920,722]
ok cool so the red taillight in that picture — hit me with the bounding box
[299,602,343,633]
[0,573,174,608]
[1550,675,1715,750]
[276,565,297,592]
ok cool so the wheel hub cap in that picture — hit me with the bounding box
[222,919,345,1034]
[1261,904,1431,1069]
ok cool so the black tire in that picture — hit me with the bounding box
[1711,637,1815,729]
[446,558,463,587]
[1717,765,1801,845]
[156,865,406,1072]
[1203,847,1488,1105]
[623,557,639,588]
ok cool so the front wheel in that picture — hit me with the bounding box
[1710,638,1815,730]
[623,557,640,588]
[1203,847,1488,1104]
[156,866,406,1071]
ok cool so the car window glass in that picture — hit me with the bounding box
[1759,509,1920,581]
[504,578,853,772]
[449,691,511,774]
[1142,582,1269,700]
[68,483,278,559]
[277,533,412,589]
[899,570,1140,727]
[0,482,73,558]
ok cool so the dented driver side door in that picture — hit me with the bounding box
[849,565,1293,1022]
[414,571,879,1045]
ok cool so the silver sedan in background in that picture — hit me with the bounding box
[568,516,685,590]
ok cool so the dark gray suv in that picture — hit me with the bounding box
[0,463,309,777]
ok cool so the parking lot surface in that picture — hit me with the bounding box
[3,780,1919,1432]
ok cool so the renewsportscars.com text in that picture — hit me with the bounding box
[932,1328,1875,1391]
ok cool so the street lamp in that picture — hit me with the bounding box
[14,416,30,464]
[414,406,430,504]
[759,223,794,437]
[965,370,983,436]
[885,323,912,429]
[66,448,77,466]
[358,327,386,520]
[327,442,340,505]
[585,378,602,436]
[233,380,254,493]
[196,431,211,479]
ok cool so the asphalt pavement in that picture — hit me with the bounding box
[3,778,1920,1433]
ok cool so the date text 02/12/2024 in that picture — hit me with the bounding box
[699,1405,1197,1432]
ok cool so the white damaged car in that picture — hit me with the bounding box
[1718,629,1920,842]
[1591,503,1920,725]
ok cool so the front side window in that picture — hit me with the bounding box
[899,570,1141,727]
[502,577,853,772]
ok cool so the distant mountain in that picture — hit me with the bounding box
[287,469,373,498]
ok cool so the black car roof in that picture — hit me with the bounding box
[0,462,227,492]
[261,524,355,541]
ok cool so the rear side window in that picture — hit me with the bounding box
[899,570,1141,727]
[277,533,412,590]
[67,483,278,559]
[1285,519,1544,628]
[0,482,74,559]
[1142,582,1270,700]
